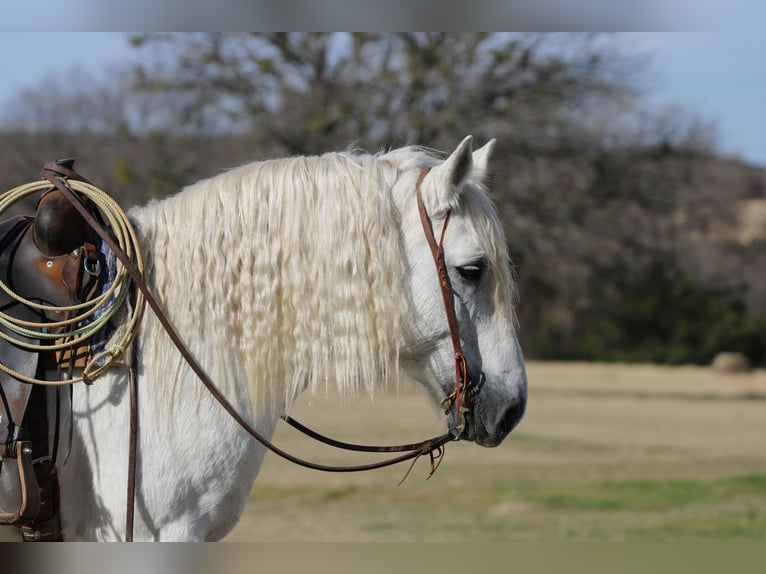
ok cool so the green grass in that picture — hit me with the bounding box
[243,474,766,541]
[510,478,715,511]
[511,474,766,512]
[485,474,766,540]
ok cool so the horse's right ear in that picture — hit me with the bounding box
[423,135,474,214]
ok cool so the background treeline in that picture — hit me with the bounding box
[1,33,765,366]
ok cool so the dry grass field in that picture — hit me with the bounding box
[2,361,764,543]
[227,361,766,541]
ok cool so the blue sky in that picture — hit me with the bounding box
[0,32,764,167]
[626,33,766,166]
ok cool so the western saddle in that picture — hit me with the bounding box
[0,160,104,541]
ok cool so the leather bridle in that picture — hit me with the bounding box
[415,167,472,423]
[41,164,473,541]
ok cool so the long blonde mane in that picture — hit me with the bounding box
[130,152,409,416]
[128,147,514,418]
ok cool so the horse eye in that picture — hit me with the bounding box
[456,261,487,282]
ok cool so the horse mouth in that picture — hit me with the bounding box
[467,415,502,447]
[452,410,495,447]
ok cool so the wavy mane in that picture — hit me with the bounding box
[130,151,413,417]
[128,146,515,418]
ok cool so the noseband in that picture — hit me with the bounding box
[415,167,472,427]
[42,162,474,541]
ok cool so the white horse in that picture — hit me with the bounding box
[1,135,527,541]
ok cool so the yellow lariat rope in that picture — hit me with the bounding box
[0,177,146,385]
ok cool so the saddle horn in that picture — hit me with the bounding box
[33,158,88,257]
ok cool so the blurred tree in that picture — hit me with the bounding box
[0,66,271,205]
[128,33,639,153]
[98,33,766,362]
[0,32,762,364]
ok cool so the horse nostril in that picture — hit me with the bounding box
[500,396,526,435]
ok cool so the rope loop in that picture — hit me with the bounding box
[0,173,146,385]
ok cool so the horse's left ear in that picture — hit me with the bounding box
[471,138,496,182]
[424,135,474,213]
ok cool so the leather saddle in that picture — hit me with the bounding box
[0,184,104,537]
[3,188,102,312]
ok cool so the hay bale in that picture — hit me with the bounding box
[711,352,752,373]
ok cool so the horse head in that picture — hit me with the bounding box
[396,136,527,447]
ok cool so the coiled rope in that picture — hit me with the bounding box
[0,177,145,385]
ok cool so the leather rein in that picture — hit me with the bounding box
[40,163,471,541]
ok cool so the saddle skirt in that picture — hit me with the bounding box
[0,189,104,532]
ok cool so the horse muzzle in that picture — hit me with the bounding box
[457,390,526,447]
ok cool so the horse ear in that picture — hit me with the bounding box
[471,139,496,182]
[424,135,474,212]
